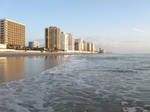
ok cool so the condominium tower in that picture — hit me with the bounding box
[61,32,69,51]
[61,32,75,52]
[75,39,83,51]
[45,26,61,51]
[91,43,96,52]
[68,33,74,51]
[87,42,92,51]
[0,19,25,48]
[83,40,87,51]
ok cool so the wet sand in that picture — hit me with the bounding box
[0,52,97,57]
[0,55,64,82]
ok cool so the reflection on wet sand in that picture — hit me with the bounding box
[0,57,25,82]
[44,56,63,69]
[0,56,64,83]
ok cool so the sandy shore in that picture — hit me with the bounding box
[0,52,97,57]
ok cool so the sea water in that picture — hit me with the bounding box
[0,54,150,112]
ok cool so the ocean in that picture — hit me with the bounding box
[0,54,150,112]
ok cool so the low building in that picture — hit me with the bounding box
[99,48,107,54]
[29,41,39,48]
[0,44,6,49]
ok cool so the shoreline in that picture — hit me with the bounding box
[0,51,98,57]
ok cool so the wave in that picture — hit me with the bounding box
[1,55,150,112]
[0,56,88,112]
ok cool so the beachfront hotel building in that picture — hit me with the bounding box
[0,19,25,49]
[45,26,61,51]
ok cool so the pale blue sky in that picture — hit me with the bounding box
[1,0,150,53]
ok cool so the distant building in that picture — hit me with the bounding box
[29,41,39,48]
[75,39,83,51]
[61,32,69,51]
[87,42,91,51]
[68,33,74,51]
[91,43,96,52]
[83,40,87,51]
[0,18,25,49]
[99,48,107,54]
[45,26,61,51]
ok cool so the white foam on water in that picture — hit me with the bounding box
[0,56,88,112]
[1,55,150,112]
[122,106,149,112]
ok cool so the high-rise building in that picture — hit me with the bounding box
[61,32,75,52]
[29,41,39,48]
[0,18,25,49]
[45,26,61,51]
[61,32,69,51]
[68,33,74,51]
[75,39,83,51]
[91,43,95,52]
[83,40,87,51]
[87,42,92,51]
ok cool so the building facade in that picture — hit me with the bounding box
[91,43,95,52]
[83,40,87,51]
[61,32,75,52]
[68,33,74,51]
[75,39,83,51]
[87,42,92,51]
[0,19,25,49]
[45,26,61,51]
[99,48,107,54]
[29,41,39,48]
[60,32,69,51]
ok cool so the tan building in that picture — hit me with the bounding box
[45,26,61,51]
[91,43,96,52]
[87,42,92,51]
[75,39,82,51]
[68,33,74,51]
[0,19,25,49]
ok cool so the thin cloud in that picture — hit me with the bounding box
[85,36,150,53]
[132,27,145,33]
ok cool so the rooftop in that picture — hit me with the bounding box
[0,18,25,26]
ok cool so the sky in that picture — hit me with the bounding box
[1,0,150,53]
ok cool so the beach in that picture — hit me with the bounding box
[0,51,98,57]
